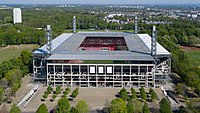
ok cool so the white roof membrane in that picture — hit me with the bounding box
[137,34,170,55]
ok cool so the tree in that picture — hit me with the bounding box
[10,104,21,113]
[36,103,48,113]
[110,98,127,113]
[127,99,143,113]
[47,86,53,93]
[20,50,32,65]
[52,94,57,100]
[119,88,129,101]
[127,100,135,113]
[63,87,70,95]
[75,100,89,113]
[170,35,178,44]
[5,69,22,96]
[70,107,76,113]
[55,86,62,94]
[72,88,79,98]
[140,87,147,100]
[159,98,172,113]
[175,83,187,95]
[56,97,70,113]
[188,35,200,46]
[180,36,189,45]
[149,88,158,101]
[142,103,150,113]
[43,93,48,99]
[131,87,137,99]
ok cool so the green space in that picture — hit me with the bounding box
[0,44,39,64]
[186,50,200,66]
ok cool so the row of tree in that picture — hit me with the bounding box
[1,8,200,47]
[37,97,89,113]
[0,25,45,47]
[119,87,158,102]
[43,86,79,101]
[0,50,32,103]
[109,97,171,113]
[158,35,200,95]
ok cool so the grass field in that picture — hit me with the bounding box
[186,50,200,66]
[0,44,39,64]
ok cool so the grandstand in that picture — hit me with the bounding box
[33,26,171,88]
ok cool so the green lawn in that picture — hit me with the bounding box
[186,50,200,66]
[0,44,39,64]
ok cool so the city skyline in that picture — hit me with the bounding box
[0,0,200,4]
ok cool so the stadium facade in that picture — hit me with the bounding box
[33,25,171,88]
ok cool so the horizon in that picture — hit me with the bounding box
[0,0,200,5]
[0,3,200,5]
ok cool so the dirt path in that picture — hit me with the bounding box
[181,46,200,51]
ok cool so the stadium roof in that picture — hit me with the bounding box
[47,51,154,61]
[33,32,170,61]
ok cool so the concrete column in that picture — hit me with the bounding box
[62,65,64,87]
[46,64,49,86]
[70,65,72,87]
[53,65,55,87]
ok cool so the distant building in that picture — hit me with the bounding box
[13,8,22,24]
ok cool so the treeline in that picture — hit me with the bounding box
[1,8,200,47]
[0,25,45,47]
[0,50,32,103]
[140,18,200,46]
[158,35,200,95]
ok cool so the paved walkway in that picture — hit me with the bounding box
[21,87,166,113]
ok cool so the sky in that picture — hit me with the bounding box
[0,0,200,4]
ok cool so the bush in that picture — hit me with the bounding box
[72,88,79,98]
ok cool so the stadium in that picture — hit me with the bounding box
[33,18,171,88]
